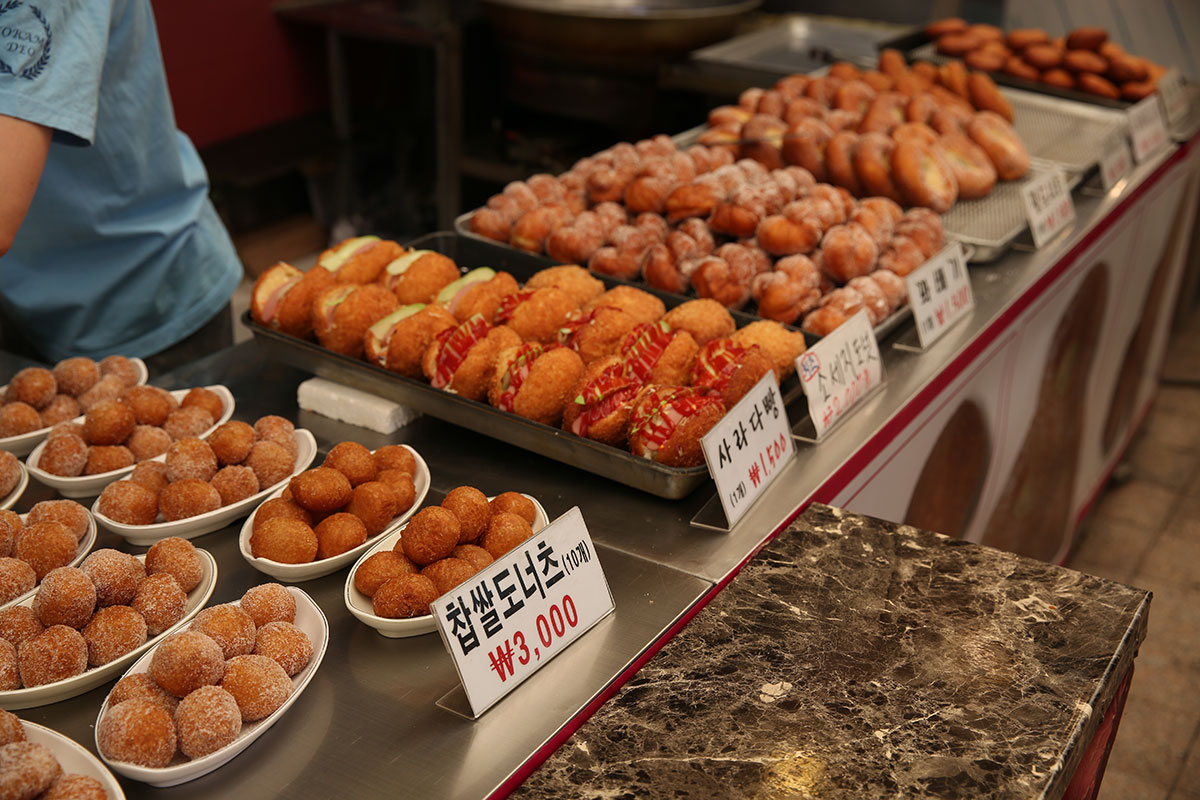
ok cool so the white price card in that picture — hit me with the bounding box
[701,372,794,527]
[1128,93,1170,163]
[1157,68,1189,127]
[796,310,883,439]
[1021,168,1075,248]
[431,506,614,718]
[906,241,974,348]
[1099,130,1133,191]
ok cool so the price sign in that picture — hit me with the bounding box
[906,241,975,348]
[701,372,795,527]
[1021,168,1075,248]
[796,310,883,439]
[1128,93,1170,163]
[431,507,614,717]
[1099,130,1133,191]
[1157,68,1189,127]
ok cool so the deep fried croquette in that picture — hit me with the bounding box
[729,320,807,380]
[422,317,522,402]
[489,343,585,427]
[582,285,666,325]
[382,249,461,305]
[312,283,399,359]
[494,287,579,344]
[524,264,606,306]
[363,303,457,378]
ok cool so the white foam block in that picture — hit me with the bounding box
[296,377,421,434]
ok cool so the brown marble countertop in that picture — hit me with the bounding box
[515,504,1150,799]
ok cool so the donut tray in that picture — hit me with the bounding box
[1005,88,1127,176]
[246,232,810,500]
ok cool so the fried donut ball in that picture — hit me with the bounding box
[244,440,296,489]
[180,387,226,423]
[314,513,368,559]
[82,399,136,446]
[159,479,221,522]
[441,486,490,544]
[323,441,377,487]
[129,460,170,495]
[343,481,398,537]
[452,544,494,572]
[26,500,89,541]
[109,672,179,712]
[253,415,296,451]
[376,469,417,514]
[250,518,318,564]
[0,740,61,797]
[481,512,534,559]
[399,507,459,566]
[146,537,203,593]
[207,420,256,466]
[191,604,257,659]
[81,549,145,607]
[490,492,537,525]
[33,567,97,629]
[253,621,312,677]
[98,698,177,768]
[0,558,35,606]
[84,445,135,476]
[175,684,242,759]
[165,437,218,483]
[252,497,313,534]
[18,625,87,687]
[289,467,352,513]
[0,606,42,648]
[421,557,476,596]
[0,708,23,744]
[211,465,260,506]
[150,630,225,697]
[221,654,292,722]
[373,574,438,619]
[355,551,419,597]
[99,355,140,386]
[53,357,100,397]
[6,367,56,409]
[77,374,126,412]
[240,584,296,627]
[122,385,176,427]
[14,522,77,581]
[0,509,18,557]
[162,405,215,440]
[0,640,15,689]
[0,454,19,501]
[126,425,172,461]
[39,394,80,427]
[372,445,416,475]
[35,433,88,477]
[131,573,187,636]
[0,402,41,437]
[83,605,147,666]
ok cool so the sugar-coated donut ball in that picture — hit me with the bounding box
[84,445,135,476]
[18,625,87,687]
[38,394,80,427]
[354,551,418,597]
[190,604,256,659]
[81,549,146,607]
[162,406,214,440]
[77,375,125,412]
[0,640,18,691]
[83,605,147,666]
[0,454,19,502]
[98,698,176,768]
[131,573,187,636]
[145,537,203,593]
[165,437,217,483]
[442,486,490,544]
[249,518,318,564]
[32,567,96,629]
[0,740,62,798]
[0,607,43,648]
[37,433,88,478]
[149,630,225,697]
[125,425,172,462]
[207,420,256,466]
[159,478,221,522]
[0,708,23,745]
[109,672,179,713]
[41,773,109,800]
[399,507,459,566]
[244,441,295,489]
[7,367,56,409]
[128,460,169,495]
[180,387,225,424]
[0,402,41,437]
[210,465,259,506]
[240,584,295,627]
[220,654,292,722]
[253,621,312,677]
[323,441,377,487]
[53,357,100,397]
[26,500,89,541]
[14,522,77,581]
[0,559,35,605]
[373,574,438,619]
[174,684,242,759]
[253,415,295,451]
[98,480,158,526]
[82,399,135,446]
[99,355,140,387]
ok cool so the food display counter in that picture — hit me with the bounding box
[2,13,1198,798]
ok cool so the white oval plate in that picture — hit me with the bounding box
[0,461,28,511]
[25,385,235,499]
[0,358,149,458]
[238,445,431,583]
[0,548,217,710]
[344,494,548,638]
[0,507,98,610]
[92,429,318,546]
[97,585,328,787]
[23,719,127,800]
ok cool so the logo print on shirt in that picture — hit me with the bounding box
[0,1,51,80]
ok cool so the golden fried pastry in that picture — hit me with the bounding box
[311,284,399,359]
[363,303,457,378]
[382,250,461,305]
[489,343,585,427]
[892,139,959,213]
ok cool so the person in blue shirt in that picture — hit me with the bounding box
[0,0,242,371]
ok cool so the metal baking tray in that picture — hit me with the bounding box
[1005,88,1126,176]
[246,232,811,500]
[689,17,897,76]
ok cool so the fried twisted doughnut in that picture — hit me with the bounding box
[588,247,640,281]
[664,181,722,223]
[858,93,907,134]
[846,276,891,324]
[810,184,854,223]
[708,105,753,128]
[546,211,605,264]
[824,109,864,132]
[784,196,838,231]
[640,243,687,294]
[867,268,908,310]
[820,224,879,283]
[510,203,573,253]
[858,196,903,225]
[877,234,927,276]
[586,164,637,205]
[756,214,823,256]
[848,205,894,247]
[774,74,810,102]
[470,207,515,243]
[691,256,751,309]
[752,272,821,325]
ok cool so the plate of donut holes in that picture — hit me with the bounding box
[1,356,148,458]
[0,712,127,799]
[344,490,548,638]
[92,425,317,547]
[0,500,99,611]
[0,452,28,511]
[95,584,328,787]
[26,385,235,500]
[238,442,430,583]
[0,541,217,710]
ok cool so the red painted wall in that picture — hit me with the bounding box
[150,0,329,149]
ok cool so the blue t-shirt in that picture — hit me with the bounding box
[0,0,241,362]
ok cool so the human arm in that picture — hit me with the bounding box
[0,113,52,258]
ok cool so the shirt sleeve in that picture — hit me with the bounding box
[0,0,110,145]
